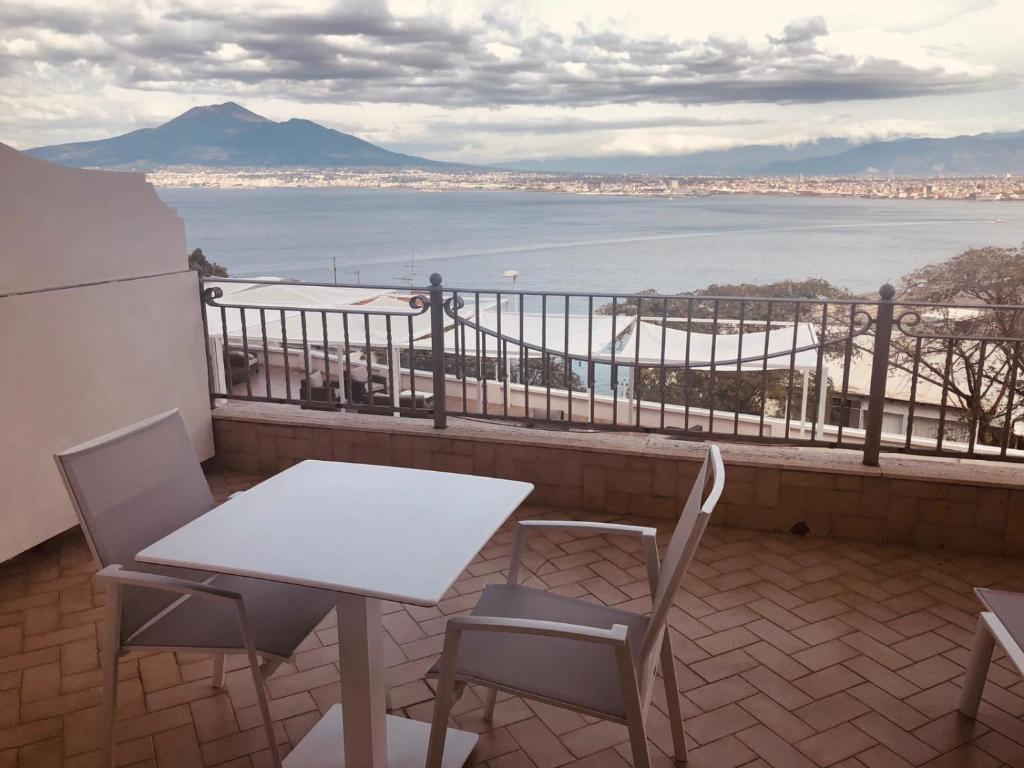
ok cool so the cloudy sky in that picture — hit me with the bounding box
[0,0,1021,163]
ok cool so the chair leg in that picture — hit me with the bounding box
[660,634,688,763]
[212,654,226,689]
[483,687,498,722]
[101,644,120,767]
[427,628,463,768]
[615,644,651,768]
[101,584,123,768]
[625,712,652,768]
[427,679,458,768]
[959,614,996,718]
[247,657,282,768]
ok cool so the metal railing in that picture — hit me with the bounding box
[200,274,1024,465]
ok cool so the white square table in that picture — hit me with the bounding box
[137,459,533,768]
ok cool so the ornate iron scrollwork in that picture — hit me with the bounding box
[851,308,874,336]
[202,286,224,305]
[442,293,466,317]
[895,308,922,335]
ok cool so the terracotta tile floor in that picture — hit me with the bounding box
[3,468,1024,768]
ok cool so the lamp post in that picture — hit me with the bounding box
[503,269,520,312]
[501,270,521,389]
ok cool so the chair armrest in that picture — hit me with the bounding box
[97,566,267,670]
[446,615,629,646]
[508,520,658,586]
[96,564,242,603]
[517,520,658,537]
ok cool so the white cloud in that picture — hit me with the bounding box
[0,0,1020,162]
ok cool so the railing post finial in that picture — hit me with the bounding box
[429,273,448,429]
[863,283,896,466]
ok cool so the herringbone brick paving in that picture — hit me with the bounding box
[3,467,1024,768]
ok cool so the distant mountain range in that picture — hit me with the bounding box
[27,102,453,169]
[761,131,1024,176]
[26,103,1024,176]
[495,139,858,175]
[502,131,1024,176]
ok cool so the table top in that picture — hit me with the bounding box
[136,460,533,606]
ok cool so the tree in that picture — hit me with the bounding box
[597,278,851,320]
[188,248,229,278]
[690,278,853,323]
[892,244,1024,446]
[634,366,808,423]
[901,245,1024,306]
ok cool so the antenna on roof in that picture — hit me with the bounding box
[393,246,416,286]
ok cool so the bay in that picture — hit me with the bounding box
[156,188,1024,294]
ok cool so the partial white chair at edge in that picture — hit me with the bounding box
[425,444,726,768]
[55,410,336,768]
[958,587,1024,719]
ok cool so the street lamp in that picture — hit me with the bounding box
[503,269,519,312]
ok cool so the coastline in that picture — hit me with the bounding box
[145,166,1024,202]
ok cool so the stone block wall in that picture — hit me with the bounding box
[210,403,1024,557]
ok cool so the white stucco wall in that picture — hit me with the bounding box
[0,142,213,562]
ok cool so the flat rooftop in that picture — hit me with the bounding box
[1,467,1023,767]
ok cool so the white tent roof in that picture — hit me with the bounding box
[415,308,819,371]
[206,282,436,347]
[206,283,820,372]
[208,281,396,309]
[415,310,620,358]
[619,319,820,371]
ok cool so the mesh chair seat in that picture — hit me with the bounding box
[429,583,649,718]
[126,574,336,659]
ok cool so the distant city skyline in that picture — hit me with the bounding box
[1,0,1022,163]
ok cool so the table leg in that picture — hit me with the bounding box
[959,613,996,718]
[337,593,389,768]
[284,594,478,768]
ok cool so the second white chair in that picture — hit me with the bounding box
[426,445,725,768]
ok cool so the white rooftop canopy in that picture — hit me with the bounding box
[417,309,619,359]
[620,318,820,371]
[206,282,436,347]
[415,308,819,371]
[207,284,820,373]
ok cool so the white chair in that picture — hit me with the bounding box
[425,445,725,768]
[55,410,336,768]
[959,588,1024,718]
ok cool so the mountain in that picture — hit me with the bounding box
[498,130,1024,176]
[29,107,1024,175]
[494,139,857,176]
[760,131,1024,175]
[27,103,454,169]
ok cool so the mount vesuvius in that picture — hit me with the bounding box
[27,103,455,170]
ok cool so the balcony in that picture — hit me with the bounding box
[4,138,1024,768]
[2,465,1023,767]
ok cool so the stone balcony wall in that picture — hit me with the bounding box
[210,402,1024,557]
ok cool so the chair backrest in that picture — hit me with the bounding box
[55,410,215,638]
[640,445,725,662]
